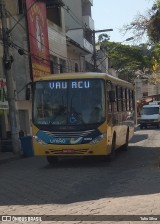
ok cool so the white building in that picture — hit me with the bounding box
[64,0,94,71]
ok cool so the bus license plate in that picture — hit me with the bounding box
[63,149,75,153]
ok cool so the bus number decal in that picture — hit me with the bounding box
[50,138,66,144]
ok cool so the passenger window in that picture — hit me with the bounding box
[116,86,122,112]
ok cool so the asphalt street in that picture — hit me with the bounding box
[0,127,160,224]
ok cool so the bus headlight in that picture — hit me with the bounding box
[90,134,106,144]
[33,135,47,145]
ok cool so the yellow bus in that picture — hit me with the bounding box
[32,73,135,164]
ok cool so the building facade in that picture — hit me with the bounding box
[0,0,98,146]
[64,0,94,72]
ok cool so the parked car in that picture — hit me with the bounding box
[140,104,160,129]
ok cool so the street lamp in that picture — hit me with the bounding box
[92,28,113,71]
[121,37,134,42]
[99,37,135,74]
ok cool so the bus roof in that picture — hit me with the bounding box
[35,72,134,89]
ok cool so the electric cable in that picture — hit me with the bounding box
[4,2,94,73]
[5,8,81,62]
[8,0,37,34]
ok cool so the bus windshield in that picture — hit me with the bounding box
[33,79,105,126]
[142,107,159,115]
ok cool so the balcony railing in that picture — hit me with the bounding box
[83,15,94,30]
[83,38,93,53]
[67,29,93,54]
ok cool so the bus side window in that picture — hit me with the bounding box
[122,88,126,111]
[129,90,134,110]
[111,85,117,112]
[125,88,130,111]
[116,86,122,112]
[106,82,113,113]
[132,90,135,110]
[120,87,124,111]
[107,82,117,112]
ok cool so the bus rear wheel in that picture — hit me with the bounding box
[46,156,58,165]
[122,129,129,151]
[107,134,116,161]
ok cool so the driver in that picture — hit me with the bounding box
[51,104,67,124]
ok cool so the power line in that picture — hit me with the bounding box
[62,5,87,30]
[6,8,81,62]
[5,2,93,73]
[8,0,37,34]
[10,41,78,72]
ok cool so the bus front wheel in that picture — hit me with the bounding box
[46,156,58,165]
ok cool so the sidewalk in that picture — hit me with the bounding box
[0,152,21,165]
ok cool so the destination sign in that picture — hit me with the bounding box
[49,80,90,89]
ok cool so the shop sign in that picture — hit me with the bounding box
[26,0,51,80]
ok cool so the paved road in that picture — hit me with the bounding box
[0,127,160,223]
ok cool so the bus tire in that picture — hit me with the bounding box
[108,134,116,161]
[122,128,129,151]
[46,156,58,165]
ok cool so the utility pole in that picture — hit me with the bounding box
[0,0,21,154]
[92,29,113,72]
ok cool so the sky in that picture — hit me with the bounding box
[92,0,154,43]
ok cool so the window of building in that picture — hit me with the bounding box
[75,63,79,72]
[59,59,66,73]
[143,92,148,97]
[50,56,59,74]
[18,0,24,14]
[46,6,62,27]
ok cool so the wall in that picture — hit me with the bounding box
[64,0,83,30]
[48,22,67,59]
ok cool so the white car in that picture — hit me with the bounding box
[140,104,160,129]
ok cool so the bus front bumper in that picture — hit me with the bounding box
[33,137,110,156]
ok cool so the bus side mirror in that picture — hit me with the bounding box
[25,82,33,100]
[109,90,116,102]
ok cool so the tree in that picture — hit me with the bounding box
[101,41,152,82]
[98,34,110,43]
[121,0,160,84]
[122,1,156,43]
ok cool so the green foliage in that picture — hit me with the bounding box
[98,34,110,43]
[148,10,160,43]
[102,41,152,81]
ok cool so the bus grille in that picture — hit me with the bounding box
[43,129,95,138]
